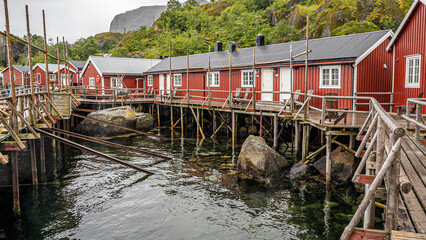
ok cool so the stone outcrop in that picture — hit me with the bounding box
[76,106,153,137]
[289,162,311,181]
[237,135,288,186]
[313,146,358,183]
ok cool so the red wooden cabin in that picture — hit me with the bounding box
[33,63,65,86]
[145,30,394,110]
[67,60,86,85]
[1,65,31,87]
[80,56,161,94]
[387,0,426,110]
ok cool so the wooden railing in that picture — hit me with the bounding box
[340,98,405,239]
[401,98,426,140]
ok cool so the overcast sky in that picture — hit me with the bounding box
[0,0,174,43]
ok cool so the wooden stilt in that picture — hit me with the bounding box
[196,108,200,141]
[349,135,355,149]
[29,139,38,185]
[11,152,20,214]
[295,121,301,160]
[385,133,400,234]
[180,106,184,137]
[326,134,332,191]
[364,153,375,229]
[212,109,216,137]
[259,112,263,137]
[170,106,174,138]
[301,125,307,162]
[40,135,46,176]
[232,110,235,154]
[157,104,160,133]
[305,125,310,159]
[321,130,325,157]
[273,114,278,150]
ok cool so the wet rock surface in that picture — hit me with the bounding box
[289,162,311,181]
[313,146,358,183]
[237,135,288,186]
[76,106,153,137]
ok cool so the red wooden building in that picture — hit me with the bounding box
[33,63,65,86]
[80,56,161,93]
[1,65,31,87]
[145,30,394,110]
[387,0,426,110]
[68,60,86,85]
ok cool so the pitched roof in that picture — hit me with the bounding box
[33,63,65,73]
[386,0,426,51]
[14,65,31,73]
[69,60,86,70]
[146,30,392,73]
[81,56,161,77]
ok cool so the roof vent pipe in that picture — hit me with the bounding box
[214,41,223,52]
[228,42,236,52]
[256,33,265,46]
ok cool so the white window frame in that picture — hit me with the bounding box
[405,54,421,88]
[173,73,182,87]
[49,74,56,81]
[147,75,153,86]
[319,65,341,89]
[207,72,220,87]
[111,77,123,89]
[89,77,95,89]
[241,70,254,87]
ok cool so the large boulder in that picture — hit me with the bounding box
[76,106,153,137]
[313,146,358,183]
[237,135,288,186]
[289,162,311,181]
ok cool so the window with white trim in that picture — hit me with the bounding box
[173,74,182,86]
[147,75,153,86]
[89,77,95,89]
[405,54,421,88]
[207,72,220,87]
[49,74,56,81]
[320,65,341,88]
[111,77,123,88]
[241,70,254,87]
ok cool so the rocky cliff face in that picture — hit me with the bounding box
[109,1,209,33]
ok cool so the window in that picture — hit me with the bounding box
[147,75,153,86]
[207,72,220,87]
[173,74,182,86]
[320,65,341,88]
[241,70,254,87]
[405,54,421,88]
[89,77,95,89]
[111,77,123,88]
[49,74,56,81]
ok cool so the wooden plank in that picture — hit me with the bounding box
[400,139,426,186]
[392,230,426,239]
[400,169,426,234]
[0,141,27,151]
[0,152,8,164]
[397,195,416,233]
[400,149,426,211]
[401,136,426,170]
[0,115,25,150]
[353,174,376,184]
[350,228,385,240]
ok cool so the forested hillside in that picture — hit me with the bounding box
[4,0,413,67]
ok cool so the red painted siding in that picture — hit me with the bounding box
[293,64,354,109]
[2,67,29,86]
[357,38,393,110]
[33,65,47,86]
[81,61,102,90]
[393,3,426,110]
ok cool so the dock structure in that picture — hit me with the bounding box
[0,0,425,239]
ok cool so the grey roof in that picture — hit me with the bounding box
[88,56,161,76]
[34,63,65,73]
[14,65,31,73]
[146,30,392,73]
[69,60,86,70]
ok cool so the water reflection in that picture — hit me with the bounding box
[0,131,356,240]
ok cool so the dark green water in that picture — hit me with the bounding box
[0,132,357,240]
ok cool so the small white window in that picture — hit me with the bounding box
[173,74,182,86]
[405,54,421,88]
[147,75,153,86]
[241,70,254,87]
[111,77,123,89]
[49,74,56,81]
[320,65,341,88]
[207,72,220,87]
[89,77,95,89]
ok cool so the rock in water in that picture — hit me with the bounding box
[76,106,153,137]
[313,146,358,183]
[289,162,311,181]
[237,135,288,186]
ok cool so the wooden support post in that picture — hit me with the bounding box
[229,53,232,109]
[349,135,355,150]
[326,134,332,191]
[180,106,184,137]
[273,114,278,150]
[25,5,36,125]
[170,106,174,138]
[290,44,294,113]
[252,48,256,111]
[376,118,385,171]
[157,104,160,132]
[259,112,263,137]
[364,153,375,229]
[208,45,211,108]
[11,152,20,214]
[42,10,50,96]
[321,130,325,157]
[303,15,309,121]
[29,139,38,185]
[40,135,46,176]
[415,104,421,140]
[232,110,235,154]
[301,125,307,162]
[190,107,205,140]
[385,133,401,234]
[196,107,200,141]
[56,37,61,90]
[187,52,190,106]
[212,109,216,137]
[295,121,301,160]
